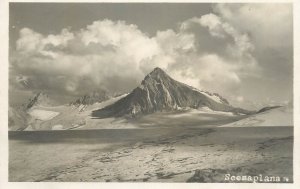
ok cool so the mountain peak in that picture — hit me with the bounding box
[152,67,165,73]
[25,92,54,109]
[142,67,171,86]
[92,67,253,118]
[149,67,167,76]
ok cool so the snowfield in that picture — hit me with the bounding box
[167,108,235,118]
[9,127,293,182]
[220,106,293,127]
[28,109,60,121]
[52,125,64,130]
[191,88,223,104]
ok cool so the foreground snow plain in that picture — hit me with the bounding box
[9,126,293,182]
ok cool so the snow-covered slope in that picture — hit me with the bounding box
[28,109,60,121]
[9,91,130,131]
[220,106,293,127]
[24,94,130,130]
[191,88,229,105]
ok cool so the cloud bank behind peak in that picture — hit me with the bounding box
[10,3,292,108]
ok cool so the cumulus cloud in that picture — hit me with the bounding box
[167,12,259,96]
[10,4,292,106]
[16,28,43,53]
[11,19,199,96]
[17,28,74,58]
[213,3,292,49]
[181,13,255,59]
[212,3,293,107]
[11,16,256,97]
[168,54,241,91]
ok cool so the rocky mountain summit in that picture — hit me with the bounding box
[25,92,55,109]
[92,67,253,118]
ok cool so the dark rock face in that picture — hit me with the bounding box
[257,106,282,113]
[70,91,110,106]
[25,92,55,109]
[92,67,253,118]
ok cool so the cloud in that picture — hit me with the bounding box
[180,13,255,59]
[166,12,259,96]
[12,19,200,96]
[190,14,226,38]
[16,28,43,53]
[12,20,160,96]
[167,53,246,97]
[17,28,74,58]
[213,3,292,49]
[11,4,291,106]
[212,3,293,106]
[11,16,257,98]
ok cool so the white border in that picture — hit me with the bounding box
[0,1,299,189]
[5,0,296,2]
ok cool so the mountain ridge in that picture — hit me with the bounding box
[70,90,110,106]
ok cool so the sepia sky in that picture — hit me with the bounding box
[9,3,293,109]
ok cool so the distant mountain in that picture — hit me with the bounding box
[8,106,29,131]
[9,92,53,130]
[25,92,55,110]
[70,91,110,106]
[92,67,253,118]
[8,90,114,130]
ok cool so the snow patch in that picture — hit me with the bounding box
[168,108,234,118]
[192,88,223,104]
[52,125,64,130]
[197,107,235,116]
[28,109,59,121]
[85,93,129,111]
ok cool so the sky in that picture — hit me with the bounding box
[9,3,293,109]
